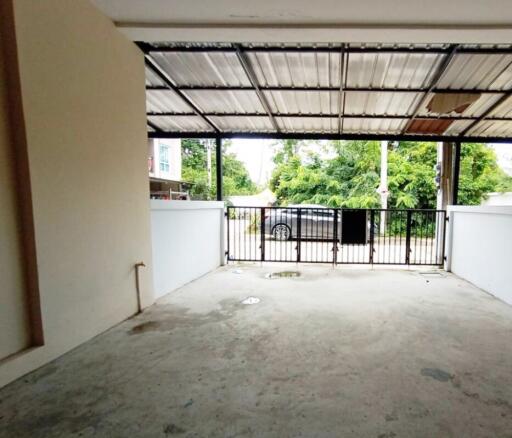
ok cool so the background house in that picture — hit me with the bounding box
[148,138,191,199]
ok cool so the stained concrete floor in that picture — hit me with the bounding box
[1,265,512,438]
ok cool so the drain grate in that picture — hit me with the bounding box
[265,271,301,279]
[241,297,260,305]
[419,271,444,279]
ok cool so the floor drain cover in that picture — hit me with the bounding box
[232,269,243,274]
[265,271,301,279]
[242,297,260,305]
[420,271,444,278]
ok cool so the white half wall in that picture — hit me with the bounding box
[446,206,512,305]
[151,200,225,298]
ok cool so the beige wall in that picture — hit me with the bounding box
[0,22,31,360]
[0,0,154,387]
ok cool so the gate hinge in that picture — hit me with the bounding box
[445,216,449,222]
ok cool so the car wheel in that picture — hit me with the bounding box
[272,224,291,241]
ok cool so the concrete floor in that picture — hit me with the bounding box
[1,265,512,438]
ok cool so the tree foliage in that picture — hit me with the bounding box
[270,140,512,208]
[181,139,258,199]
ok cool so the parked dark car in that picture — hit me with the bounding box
[264,205,338,241]
[263,205,378,242]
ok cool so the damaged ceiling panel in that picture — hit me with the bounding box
[140,42,512,140]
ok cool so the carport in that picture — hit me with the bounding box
[1,1,512,437]
[141,42,512,201]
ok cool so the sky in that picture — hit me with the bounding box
[228,140,512,189]
[227,139,276,187]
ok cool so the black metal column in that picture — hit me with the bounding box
[216,137,223,201]
[452,142,461,205]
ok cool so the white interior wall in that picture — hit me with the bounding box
[447,206,512,305]
[0,0,154,388]
[151,200,224,298]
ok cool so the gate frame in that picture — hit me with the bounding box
[226,206,447,267]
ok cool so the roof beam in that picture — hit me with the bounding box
[138,43,512,56]
[234,45,280,132]
[402,45,459,134]
[147,120,162,132]
[147,131,512,144]
[146,84,501,94]
[338,45,347,134]
[147,111,512,122]
[142,53,220,133]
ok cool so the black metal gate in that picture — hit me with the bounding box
[226,207,446,266]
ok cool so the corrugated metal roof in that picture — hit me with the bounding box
[145,67,164,86]
[248,51,341,87]
[489,96,512,118]
[146,90,193,113]
[209,116,273,132]
[183,90,264,114]
[437,54,512,90]
[151,52,250,86]
[142,43,512,139]
[467,120,512,137]
[264,90,338,115]
[278,117,338,133]
[346,52,443,89]
[344,91,421,116]
[343,118,406,134]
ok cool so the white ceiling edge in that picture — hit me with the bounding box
[115,23,512,44]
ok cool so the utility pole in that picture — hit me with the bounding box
[377,140,389,234]
[206,139,212,192]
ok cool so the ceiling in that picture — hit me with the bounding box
[89,1,512,140]
[91,0,512,43]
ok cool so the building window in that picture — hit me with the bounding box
[159,144,170,173]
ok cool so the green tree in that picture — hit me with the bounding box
[181,139,258,200]
[269,140,511,208]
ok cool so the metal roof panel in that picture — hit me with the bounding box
[183,90,265,114]
[344,91,422,116]
[146,90,194,113]
[264,90,338,115]
[151,52,250,86]
[209,116,273,132]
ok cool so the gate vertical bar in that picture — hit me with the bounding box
[405,210,412,265]
[216,137,223,201]
[296,208,302,262]
[226,207,230,261]
[260,207,265,262]
[333,209,339,266]
[369,209,375,264]
[452,141,461,205]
